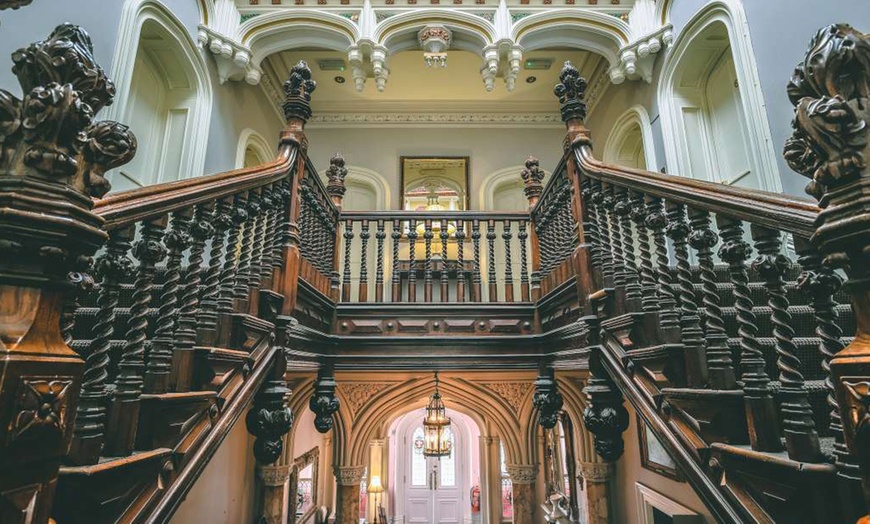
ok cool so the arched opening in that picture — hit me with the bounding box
[603,107,657,171]
[388,408,482,524]
[658,1,780,191]
[237,129,273,169]
[480,166,551,212]
[107,0,212,191]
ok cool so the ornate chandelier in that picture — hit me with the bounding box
[423,372,452,457]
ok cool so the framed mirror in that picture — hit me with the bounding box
[401,156,470,211]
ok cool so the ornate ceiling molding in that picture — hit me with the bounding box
[307,112,563,128]
[480,381,533,413]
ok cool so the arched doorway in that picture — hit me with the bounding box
[390,408,481,524]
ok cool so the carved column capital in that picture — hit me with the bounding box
[578,461,613,483]
[259,464,292,487]
[506,464,539,484]
[334,465,366,486]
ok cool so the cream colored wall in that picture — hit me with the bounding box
[170,418,258,524]
[611,403,714,524]
[305,127,565,210]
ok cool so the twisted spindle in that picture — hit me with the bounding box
[391,221,401,302]
[645,197,680,341]
[408,220,418,302]
[218,194,248,314]
[441,219,449,302]
[70,227,134,465]
[341,221,354,302]
[581,178,602,271]
[105,217,167,456]
[487,220,498,302]
[630,191,657,313]
[518,221,529,302]
[457,221,466,302]
[603,185,626,289]
[472,220,481,302]
[752,225,821,462]
[376,220,386,302]
[358,220,370,302]
[717,216,782,452]
[198,197,233,342]
[503,222,514,302]
[424,220,433,303]
[146,210,191,394]
[233,191,261,309]
[591,182,614,287]
[615,186,642,312]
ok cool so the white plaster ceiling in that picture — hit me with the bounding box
[261,47,606,115]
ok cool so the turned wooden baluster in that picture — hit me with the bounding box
[198,196,233,345]
[219,193,248,314]
[603,185,626,296]
[173,202,214,392]
[424,219,434,303]
[146,209,191,395]
[487,219,498,301]
[326,154,347,300]
[408,219,418,302]
[717,215,782,452]
[630,191,657,313]
[518,220,530,302]
[688,208,735,390]
[665,201,707,387]
[105,217,168,456]
[645,196,680,342]
[261,185,282,291]
[472,219,482,302]
[234,190,261,311]
[503,220,515,303]
[358,220,370,302]
[70,226,135,465]
[341,220,354,302]
[615,186,642,312]
[375,220,386,302]
[440,219,450,302]
[581,178,602,275]
[457,221,467,302]
[298,181,313,265]
[391,220,402,302]
[247,186,272,316]
[590,181,614,288]
[752,225,822,462]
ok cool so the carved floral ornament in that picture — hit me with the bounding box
[554,61,588,125]
[336,381,396,416]
[334,465,366,486]
[480,381,532,415]
[1,23,136,198]
[506,464,538,484]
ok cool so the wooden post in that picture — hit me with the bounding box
[0,23,137,521]
[278,61,317,317]
[521,157,544,303]
[784,24,870,520]
[326,154,347,302]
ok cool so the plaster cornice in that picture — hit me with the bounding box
[307,112,563,128]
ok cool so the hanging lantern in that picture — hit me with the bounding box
[423,372,452,457]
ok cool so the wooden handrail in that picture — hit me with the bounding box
[574,145,820,239]
[94,144,297,229]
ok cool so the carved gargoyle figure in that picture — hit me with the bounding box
[309,363,340,433]
[553,61,588,124]
[325,153,347,200]
[246,352,294,464]
[283,60,318,124]
[533,368,564,429]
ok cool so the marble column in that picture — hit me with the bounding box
[507,464,539,524]
[259,464,293,524]
[334,465,366,524]
[579,461,613,524]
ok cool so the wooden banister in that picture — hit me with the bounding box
[574,146,820,240]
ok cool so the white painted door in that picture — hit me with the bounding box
[403,425,463,524]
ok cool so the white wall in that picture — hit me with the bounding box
[171,418,258,524]
[305,127,565,210]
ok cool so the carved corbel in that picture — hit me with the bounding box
[246,350,294,464]
[0,23,136,520]
[784,23,870,518]
[533,367,564,429]
[309,362,340,433]
[583,346,629,462]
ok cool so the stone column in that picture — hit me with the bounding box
[334,465,366,524]
[507,464,539,524]
[579,461,613,524]
[259,464,293,524]
[482,436,502,524]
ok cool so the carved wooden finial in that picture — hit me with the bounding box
[521,155,545,206]
[554,61,588,125]
[283,60,317,125]
[325,152,348,202]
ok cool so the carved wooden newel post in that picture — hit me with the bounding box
[0,24,136,522]
[326,154,347,301]
[522,156,545,303]
[785,24,870,523]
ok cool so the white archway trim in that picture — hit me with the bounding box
[374,9,496,49]
[478,165,550,211]
[656,0,782,193]
[235,128,273,169]
[513,10,629,68]
[242,10,358,67]
[320,165,391,211]
[603,105,658,171]
[107,0,213,182]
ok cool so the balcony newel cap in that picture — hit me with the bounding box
[325,152,348,206]
[521,155,545,207]
[282,60,317,148]
[554,61,593,150]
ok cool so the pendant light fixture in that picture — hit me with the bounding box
[423,372,452,458]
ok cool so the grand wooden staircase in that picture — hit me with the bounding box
[1,16,869,524]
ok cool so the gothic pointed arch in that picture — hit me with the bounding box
[603,105,658,171]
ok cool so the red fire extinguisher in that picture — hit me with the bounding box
[471,484,481,514]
